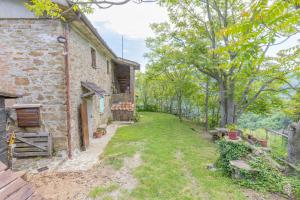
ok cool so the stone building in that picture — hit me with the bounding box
[0,0,140,157]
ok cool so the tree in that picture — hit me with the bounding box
[25,0,155,18]
[145,29,198,120]
[158,0,299,127]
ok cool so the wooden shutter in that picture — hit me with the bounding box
[15,107,40,127]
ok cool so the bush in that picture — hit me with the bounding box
[216,140,300,198]
[133,112,140,122]
[238,112,292,131]
[137,104,159,112]
[216,140,251,175]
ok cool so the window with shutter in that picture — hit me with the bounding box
[99,96,105,114]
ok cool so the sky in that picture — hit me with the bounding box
[87,2,169,72]
[87,3,299,72]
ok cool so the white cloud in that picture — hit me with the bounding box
[87,2,168,39]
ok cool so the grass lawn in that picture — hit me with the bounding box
[99,112,248,199]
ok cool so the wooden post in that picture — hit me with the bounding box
[0,97,8,166]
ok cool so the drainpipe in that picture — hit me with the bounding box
[62,23,72,159]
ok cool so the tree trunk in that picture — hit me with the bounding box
[288,122,300,164]
[178,93,183,121]
[226,79,235,124]
[205,77,210,132]
[219,79,227,127]
[169,98,173,114]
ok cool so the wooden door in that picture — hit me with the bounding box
[0,98,8,165]
[80,100,89,150]
[87,99,94,138]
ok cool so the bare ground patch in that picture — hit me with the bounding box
[28,153,142,200]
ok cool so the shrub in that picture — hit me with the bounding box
[133,112,140,122]
[216,140,300,198]
[216,140,251,175]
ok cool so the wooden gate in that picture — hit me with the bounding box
[80,100,89,150]
[0,97,8,165]
[13,132,52,158]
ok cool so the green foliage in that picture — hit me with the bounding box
[137,104,159,112]
[25,0,63,18]
[238,112,292,130]
[89,184,119,199]
[133,112,140,122]
[226,124,238,131]
[147,0,300,126]
[102,112,247,199]
[239,158,287,193]
[239,158,300,199]
[217,140,300,198]
[284,88,300,122]
[216,140,251,175]
[25,0,94,19]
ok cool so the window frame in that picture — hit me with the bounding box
[91,47,96,68]
[106,60,110,74]
[99,96,105,114]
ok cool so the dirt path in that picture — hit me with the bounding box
[28,153,142,200]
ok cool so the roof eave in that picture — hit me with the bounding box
[114,57,140,70]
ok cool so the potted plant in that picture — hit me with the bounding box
[259,139,268,147]
[93,127,106,138]
[226,124,239,140]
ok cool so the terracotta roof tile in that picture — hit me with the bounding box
[111,102,134,111]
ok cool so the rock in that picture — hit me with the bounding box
[230,160,258,179]
[207,163,217,171]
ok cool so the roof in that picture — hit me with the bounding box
[114,57,140,70]
[81,81,109,96]
[65,1,140,69]
[111,102,135,111]
[0,91,21,98]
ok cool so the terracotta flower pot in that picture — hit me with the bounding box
[93,131,102,138]
[228,131,238,140]
[259,140,268,147]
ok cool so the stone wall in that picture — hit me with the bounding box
[68,24,113,150]
[0,19,68,152]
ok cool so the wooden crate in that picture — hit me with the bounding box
[13,132,52,158]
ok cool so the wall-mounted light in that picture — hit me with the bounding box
[57,36,67,43]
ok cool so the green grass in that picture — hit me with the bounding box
[89,184,119,199]
[98,112,248,199]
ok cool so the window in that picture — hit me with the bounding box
[99,96,105,114]
[91,47,96,68]
[106,60,110,74]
